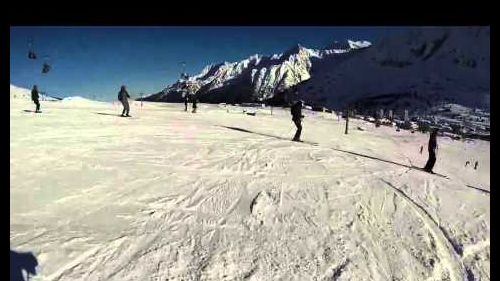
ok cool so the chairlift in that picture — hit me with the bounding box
[41,56,51,74]
[42,63,51,74]
[27,39,37,60]
[28,51,37,60]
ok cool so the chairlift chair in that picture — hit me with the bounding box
[28,51,37,60]
[27,39,37,60]
[42,55,51,74]
[42,63,51,74]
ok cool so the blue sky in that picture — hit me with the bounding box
[10,26,404,101]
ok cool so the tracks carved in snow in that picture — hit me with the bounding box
[378,178,468,281]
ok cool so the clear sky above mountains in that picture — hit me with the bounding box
[10,26,406,100]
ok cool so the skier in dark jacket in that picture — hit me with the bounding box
[291,100,304,141]
[118,85,131,117]
[31,85,41,113]
[192,94,198,113]
[423,128,439,173]
[183,91,189,112]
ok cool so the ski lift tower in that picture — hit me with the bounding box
[27,38,37,59]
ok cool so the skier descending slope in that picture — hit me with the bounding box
[291,99,304,142]
[183,92,189,112]
[192,94,198,113]
[118,85,131,117]
[424,128,439,173]
[31,85,41,113]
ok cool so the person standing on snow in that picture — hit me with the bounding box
[423,128,439,173]
[118,85,131,117]
[31,85,41,113]
[183,90,190,112]
[291,99,304,142]
[192,94,198,113]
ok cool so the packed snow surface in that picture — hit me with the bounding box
[11,95,489,280]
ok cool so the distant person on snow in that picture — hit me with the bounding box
[423,128,439,173]
[118,85,131,117]
[291,99,304,142]
[183,91,189,112]
[465,160,470,167]
[474,161,478,170]
[420,145,424,154]
[192,95,198,113]
[31,85,41,113]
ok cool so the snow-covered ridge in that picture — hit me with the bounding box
[10,84,60,101]
[143,39,371,103]
[62,96,95,102]
[348,40,372,49]
[146,27,488,112]
[10,84,109,104]
[295,26,490,111]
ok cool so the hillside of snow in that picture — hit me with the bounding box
[10,85,111,109]
[10,84,60,101]
[60,96,110,107]
[297,26,489,112]
[10,98,489,280]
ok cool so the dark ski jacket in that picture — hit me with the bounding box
[31,88,39,101]
[118,89,130,101]
[428,134,438,152]
[291,101,302,120]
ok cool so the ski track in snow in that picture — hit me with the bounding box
[10,98,490,281]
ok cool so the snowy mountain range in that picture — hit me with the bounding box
[143,40,370,104]
[296,26,490,114]
[144,27,489,113]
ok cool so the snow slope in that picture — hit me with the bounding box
[10,84,60,101]
[297,26,490,111]
[10,97,489,280]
